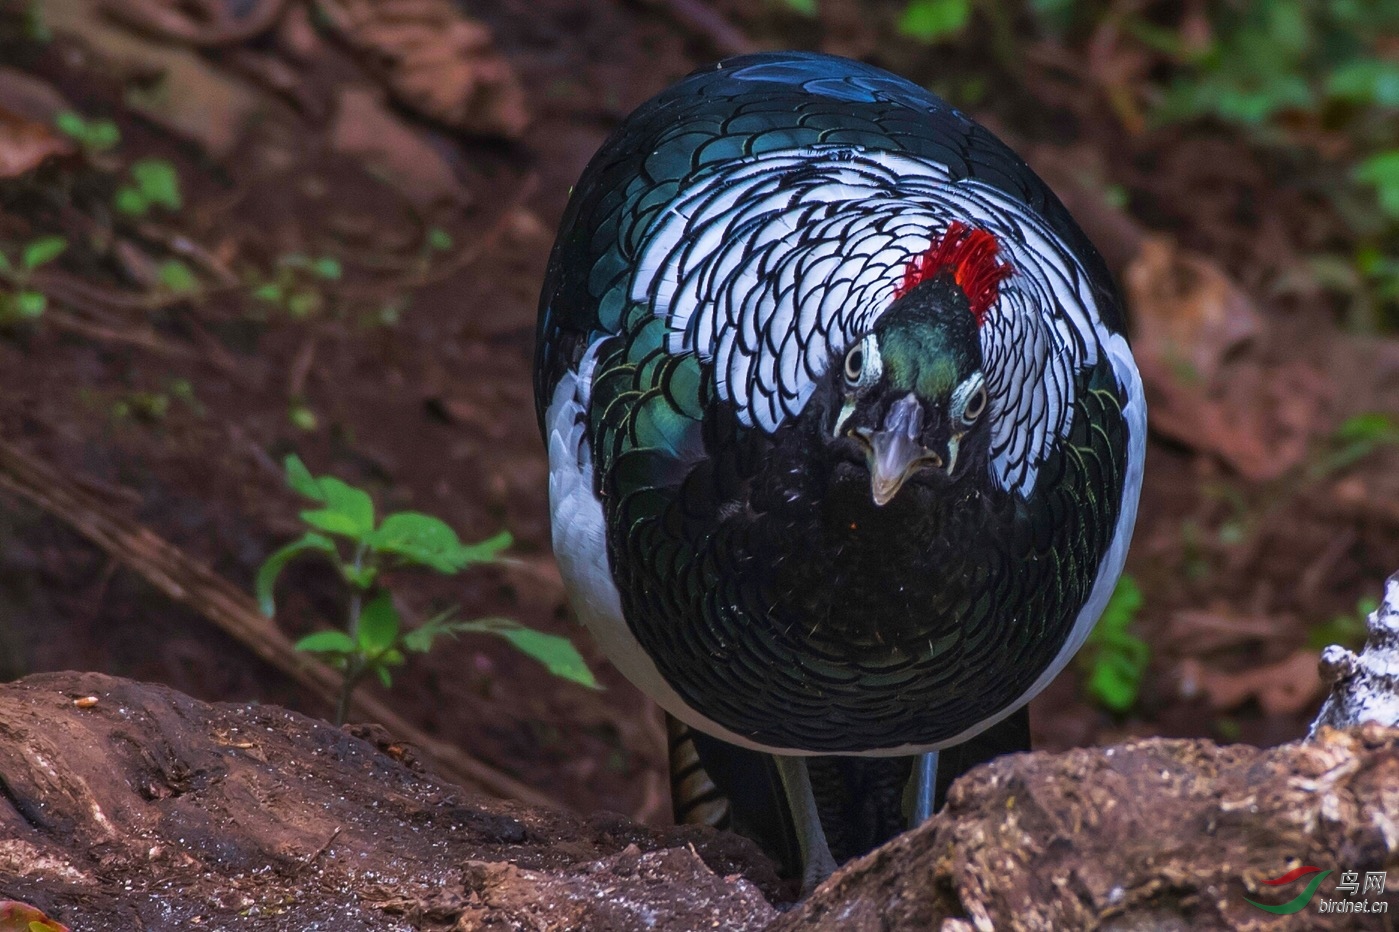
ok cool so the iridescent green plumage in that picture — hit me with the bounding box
[537,51,1144,882]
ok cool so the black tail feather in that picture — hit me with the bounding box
[670,706,1033,878]
[934,705,1031,810]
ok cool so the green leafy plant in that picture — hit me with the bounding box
[53,110,119,156]
[1024,0,1399,327]
[112,390,170,422]
[1078,575,1149,713]
[898,0,970,42]
[1308,595,1380,651]
[257,455,597,723]
[0,236,66,324]
[1355,150,1399,220]
[252,253,342,319]
[114,158,182,217]
[156,259,199,295]
[1309,412,1399,478]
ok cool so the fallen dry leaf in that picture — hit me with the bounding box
[0,107,72,178]
[318,0,529,138]
[1126,235,1332,480]
[42,0,266,158]
[330,87,468,208]
[1125,234,1262,384]
[0,68,75,178]
[1140,354,1331,481]
[1177,650,1325,717]
[0,899,71,932]
[1164,607,1279,654]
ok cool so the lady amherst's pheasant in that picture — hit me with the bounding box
[535,52,1145,887]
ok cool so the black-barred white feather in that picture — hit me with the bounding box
[536,52,1145,883]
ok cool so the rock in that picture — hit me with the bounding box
[775,729,1399,930]
[316,0,530,138]
[41,0,267,158]
[1313,572,1399,735]
[4,671,1398,929]
[330,87,469,209]
[0,672,779,930]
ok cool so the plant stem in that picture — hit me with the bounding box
[334,665,363,727]
[346,542,368,640]
[333,541,371,725]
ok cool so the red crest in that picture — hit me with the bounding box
[894,221,1012,326]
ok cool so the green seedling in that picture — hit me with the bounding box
[167,378,203,416]
[258,455,597,724]
[53,110,119,156]
[112,391,170,422]
[114,158,182,217]
[252,254,342,319]
[287,400,318,431]
[0,235,66,324]
[111,379,202,422]
[1077,575,1149,713]
[156,259,199,295]
[426,227,454,253]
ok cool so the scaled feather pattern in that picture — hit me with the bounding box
[536,52,1146,757]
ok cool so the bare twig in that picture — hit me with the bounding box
[629,0,757,58]
[0,437,564,812]
[302,826,341,866]
[99,0,292,48]
[45,309,198,360]
[287,333,318,398]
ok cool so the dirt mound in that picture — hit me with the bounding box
[0,671,780,930]
[780,728,1399,930]
[2,671,1396,929]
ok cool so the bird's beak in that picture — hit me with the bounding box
[855,394,946,507]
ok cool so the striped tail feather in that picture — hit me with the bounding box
[669,716,801,876]
[669,707,1032,878]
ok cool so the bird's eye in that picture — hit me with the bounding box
[841,335,881,392]
[844,347,864,385]
[964,385,987,422]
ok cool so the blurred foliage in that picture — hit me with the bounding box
[114,158,182,217]
[808,0,1399,327]
[1047,0,1399,328]
[898,0,971,41]
[1310,412,1399,478]
[0,236,66,324]
[1308,595,1380,650]
[53,110,119,156]
[251,253,342,320]
[1078,575,1149,713]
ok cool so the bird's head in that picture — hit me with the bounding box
[827,222,1009,506]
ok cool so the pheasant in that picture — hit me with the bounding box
[535,52,1145,888]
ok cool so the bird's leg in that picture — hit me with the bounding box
[773,754,838,894]
[910,750,939,826]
